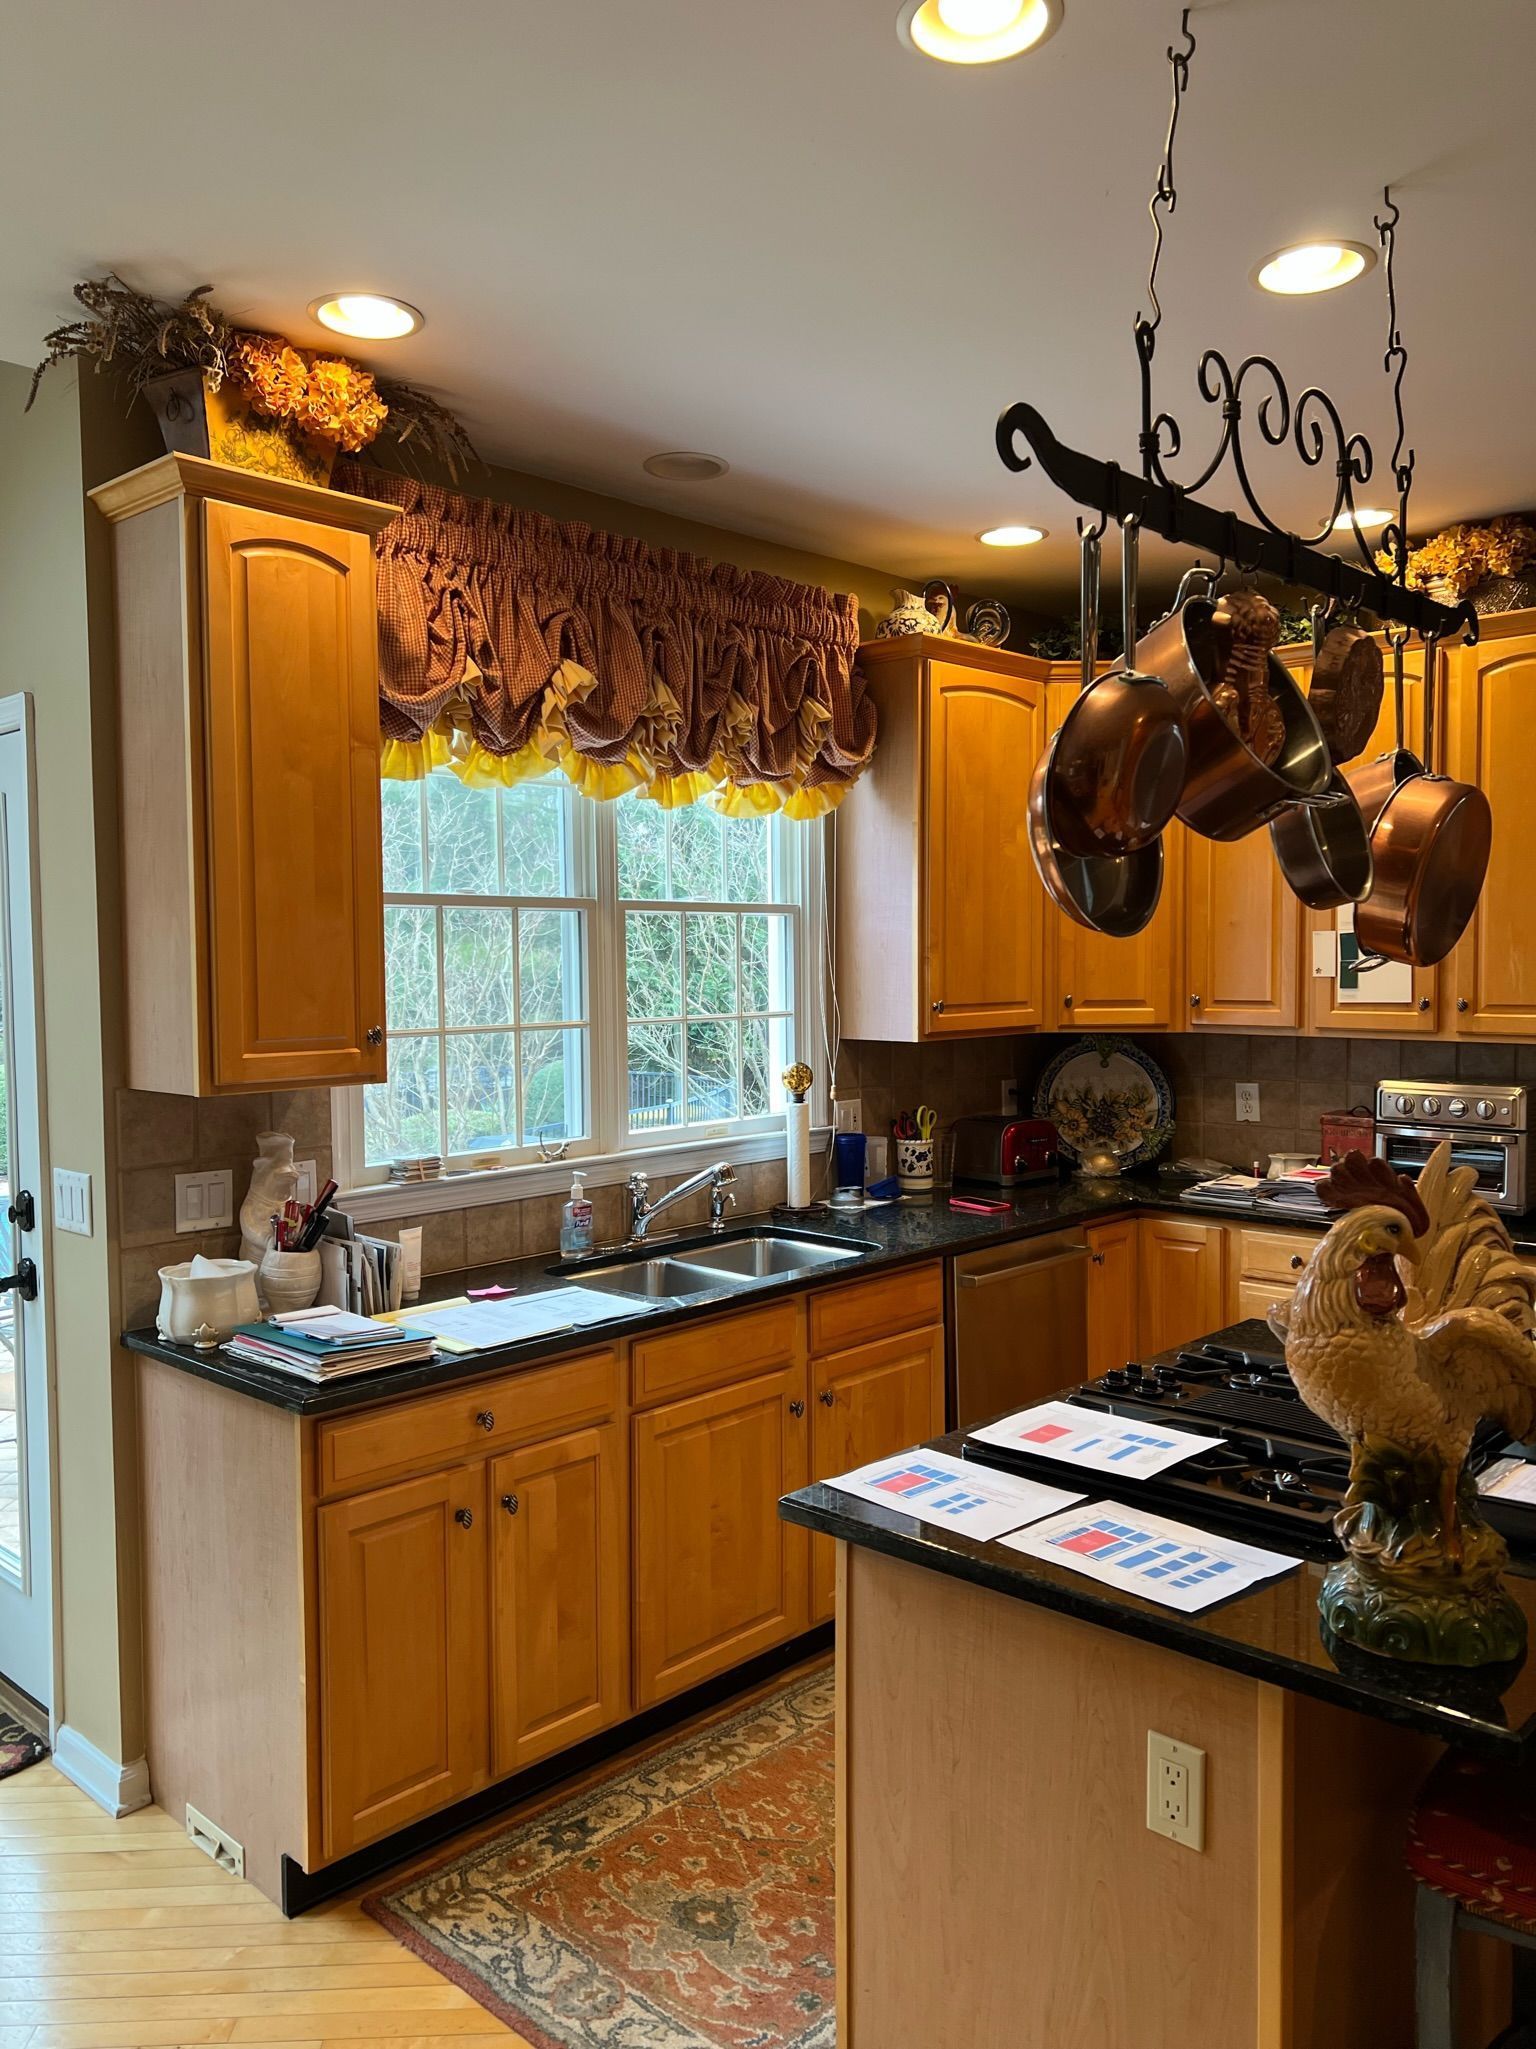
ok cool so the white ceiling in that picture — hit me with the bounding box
[1,0,1531,609]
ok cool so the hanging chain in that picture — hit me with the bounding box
[1374,187,1414,586]
[1139,7,1196,337]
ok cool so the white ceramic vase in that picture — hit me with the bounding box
[240,1131,297,1273]
[258,1247,322,1317]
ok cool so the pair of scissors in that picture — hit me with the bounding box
[913,1104,937,1142]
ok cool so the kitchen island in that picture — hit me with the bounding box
[782,1451,1529,2049]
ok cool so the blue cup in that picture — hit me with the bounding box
[833,1131,867,1191]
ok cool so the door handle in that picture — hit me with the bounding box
[0,1258,37,1303]
[7,1190,34,1233]
[957,1246,1090,1288]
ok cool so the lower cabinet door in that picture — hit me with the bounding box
[1085,1217,1140,1378]
[1138,1218,1227,1358]
[318,1463,488,1861]
[489,1424,627,1777]
[807,1325,945,1623]
[632,1364,809,1709]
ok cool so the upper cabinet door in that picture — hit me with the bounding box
[1308,643,1437,1034]
[1184,823,1301,1029]
[1446,628,1536,1037]
[202,499,387,1088]
[924,661,1044,1034]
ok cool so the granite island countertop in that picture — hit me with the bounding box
[780,1436,1536,1758]
[121,1168,1536,1418]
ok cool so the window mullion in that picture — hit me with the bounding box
[435,904,449,1164]
[589,797,623,1155]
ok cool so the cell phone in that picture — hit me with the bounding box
[948,1195,1011,1214]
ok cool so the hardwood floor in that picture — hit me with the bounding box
[0,1761,528,2048]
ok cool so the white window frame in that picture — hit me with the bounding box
[334,782,831,1221]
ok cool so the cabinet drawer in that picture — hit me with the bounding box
[1235,1276,1295,1324]
[631,1300,802,1408]
[317,1348,620,1497]
[1236,1228,1318,1284]
[808,1262,943,1356]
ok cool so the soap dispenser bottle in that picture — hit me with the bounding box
[560,1170,594,1257]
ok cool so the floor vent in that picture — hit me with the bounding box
[186,1802,245,1878]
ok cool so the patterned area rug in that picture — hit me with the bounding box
[367,1667,835,2049]
[0,1710,47,1782]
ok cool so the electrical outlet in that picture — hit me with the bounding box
[835,1096,863,1134]
[1147,1731,1205,1850]
[174,1168,234,1234]
[1000,1080,1020,1115]
[52,1167,93,1237]
[1235,1082,1261,1123]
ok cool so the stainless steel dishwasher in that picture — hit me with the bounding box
[950,1232,1090,1431]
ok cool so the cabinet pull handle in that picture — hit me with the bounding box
[789,1399,805,1417]
[1089,1250,1105,1265]
[931,999,945,1014]
[501,1492,519,1515]
[818,1389,835,1406]
[476,1410,496,1431]
[1290,1255,1304,1270]
[454,1508,474,1529]
[366,1025,384,1047]
[1419,997,1431,1012]
[1189,993,1201,1008]
[1458,998,1470,1012]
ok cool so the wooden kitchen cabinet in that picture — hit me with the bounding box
[632,1362,810,1708]
[838,636,1047,1040]
[1184,822,1302,1030]
[1138,1217,1227,1357]
[1446,623,1536,1036]
[91,454,398,1093]
[807,1323,945,1622]
[1085,1217,1140,1377]
[318,1462,488,1862]
[490,1424,627,1777]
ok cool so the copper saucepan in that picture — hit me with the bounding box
[1028,525,1165,937]
[1043,515,1187,858]
[1346,633,1422,834]
[1136,568,1331,841]
[1269,604,1374,910]
[1353,635,1491,968]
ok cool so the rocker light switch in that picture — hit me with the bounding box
[175,1169,234,1235]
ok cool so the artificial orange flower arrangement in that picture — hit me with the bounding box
[1378,515,1536,601]
[231,334,390,454]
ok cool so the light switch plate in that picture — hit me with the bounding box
[174,1168,234,1235]
[1000,1080,1020,1115]
[52,1168,93,1237]
[1235,1083,1261,1123]
[835,1096,863,1134]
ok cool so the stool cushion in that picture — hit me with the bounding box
[1407,1751,1536,1932]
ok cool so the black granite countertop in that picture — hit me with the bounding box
[780,1437,1536,1757]
[121,1168,1536,1418]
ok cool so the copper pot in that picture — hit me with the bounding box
[1045,518,1187,858]
[1353,637,1490,968]
[1269,773,1373,910]
[1136,570,1330,840]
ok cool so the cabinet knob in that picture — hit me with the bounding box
[1089,1250,1105,1265]
[454,1508,474,1529]
[366,1025,384,1047]
[1419,997,1432,1012]
[1189,993,1201,1007]
[1290,1255,1304,1270]
[501,1492,519,1515]
[1063,993,1074,1008]
[931,999,945,1014]
[818,1389,835,1406]
[476,1410,496,1432]
[1458,998,1470,1012]
[789,1399,805,1417]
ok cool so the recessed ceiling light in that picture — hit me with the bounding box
[642,451,730,482]
[1252,242,1375,296]
[897,0,1062,65]
[979,524,1047,546]
[309,293,423,340]
[1334,508,1394,531]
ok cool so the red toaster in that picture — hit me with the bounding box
[951,1115,1061,1188]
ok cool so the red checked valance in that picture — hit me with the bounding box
[334,463,876,816]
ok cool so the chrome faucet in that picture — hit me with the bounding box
[626,1161,736,1243]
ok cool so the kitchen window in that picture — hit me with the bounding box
[336,767,821,1195]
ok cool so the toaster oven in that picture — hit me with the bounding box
[1373,1081,1531,1214]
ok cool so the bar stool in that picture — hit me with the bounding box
[1408,1750,1536,2048]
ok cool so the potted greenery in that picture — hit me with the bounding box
[29,274,476,484]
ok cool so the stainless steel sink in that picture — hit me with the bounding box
[677,1234,865,1280]
[560,1230,873,1301]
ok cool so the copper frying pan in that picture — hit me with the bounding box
[1043,516,1187,858]
[1352,635,1491,967]
[1028,525,1164,937]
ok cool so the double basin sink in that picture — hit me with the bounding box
[555,1227,877,1302]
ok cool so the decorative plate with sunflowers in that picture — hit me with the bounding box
[1033,1035,1173,1171]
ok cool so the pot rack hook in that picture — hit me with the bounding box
[1224,511,1264,580]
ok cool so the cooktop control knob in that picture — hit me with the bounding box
[1395,1093,1413,1114]
[1477,1098,1497,1120]
[1422,1096,1440,1115]
[1448,1098,1468,1117]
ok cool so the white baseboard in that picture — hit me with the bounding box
[52,1724,152,1817]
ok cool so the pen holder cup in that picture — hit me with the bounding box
[895,1136,935,1193]
[259,1247,322,1316]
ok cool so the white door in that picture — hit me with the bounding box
[0,697,51,1710]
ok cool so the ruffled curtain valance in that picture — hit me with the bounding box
[334,463,876,817]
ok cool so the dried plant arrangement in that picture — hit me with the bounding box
[28,274,477,478]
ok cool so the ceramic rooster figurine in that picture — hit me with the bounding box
[1273,1144,1536,1665]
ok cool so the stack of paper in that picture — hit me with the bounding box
[822,1445,1082,1541]
[999,1500,1299,1613]
[224,1306,435,1382]
[1181,1173,1263,1211]
[317,1213,404,1315]
[396,1288,656,1354]
[1256,1166,1332,1217]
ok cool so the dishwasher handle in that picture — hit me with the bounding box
[957,1245,1091,1289]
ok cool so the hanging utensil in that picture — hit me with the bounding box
[1352,635,1491,967]
[1307,608,1385,767]
[1346,628,1423,834]
[1028,525,1165,937]
[1136,566,1331,840]
[1039,514,1187,857]
[1268,604,1373,910]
